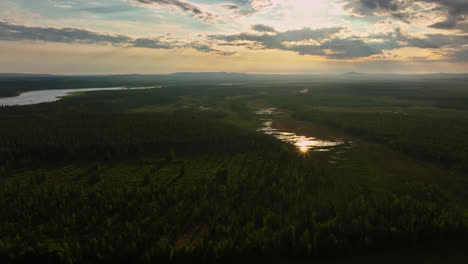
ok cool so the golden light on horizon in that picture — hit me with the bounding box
[299,146,309,153]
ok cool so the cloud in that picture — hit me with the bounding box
[212,27,390,59]
[251,24,276,32]
[378,28,468,49]
[213,27,344,48]
[131,0,217,23]
[1,16,465,62]
[422,0,468,30]
[405,34,468,49]
[82,6,131,14]
[48,0,74,9]
[248,0,273,11]
[452,46,468,62]
[219,4,239,11]
[133,37,174,49]
[0,21,131,44]
[289,38,387,58]
[342,0,404,16]
[211,27,345,53]
[429,17,458,30]
[222,0,273,15]
[0,21,234,55]
[212,25,468,60]
[456,21,468,32]
[130,0,274,23]
[188,42,236,55]
[370,29,468,62]
[341,0,468,31]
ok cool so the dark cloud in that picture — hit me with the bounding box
[278,28,343,42]
[211,27,343,49]
[228,0,273,14]
[251,24,276,32]
[131,0,217,23]
[0,21,131,44]
[429,17,458,30]
[406,34,468,49]
[302,38,387,58]
[456,21,468,32]
[133,38,174,49]
[382,28,468,49]
[452,47,468,62]
[211,27,390,59]
[370,29,468,62]
[131,0,273,22]
[212,26,468,60]
[82,6,131,14]
[1,20,464,61]
[188,42,236,55]
[425,0,468,30]
[219,4,239,11]
[342,0,468,31]
[285,36,398,59]
[0,21,234,56]
[342,0,403,16]
[431,2,463,28]
[213,27,344,49]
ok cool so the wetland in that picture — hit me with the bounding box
[0,74,467,262]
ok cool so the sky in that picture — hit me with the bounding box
[0,0,467,74]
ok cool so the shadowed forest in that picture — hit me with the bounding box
[0,74,467,263]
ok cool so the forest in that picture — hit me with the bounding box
[0,75,467,263]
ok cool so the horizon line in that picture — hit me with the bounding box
[1,72,468,76]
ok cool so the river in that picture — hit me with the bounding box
[256,108,345,153]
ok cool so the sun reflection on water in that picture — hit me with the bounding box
[256,108,344,153]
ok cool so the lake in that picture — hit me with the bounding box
[0,87,159,106]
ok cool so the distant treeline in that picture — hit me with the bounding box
[2,73,468,98]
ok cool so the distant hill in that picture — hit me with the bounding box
[0,73,53,78]
[1,72,467,82]
[344,71,362,75]
[168,72,249,79]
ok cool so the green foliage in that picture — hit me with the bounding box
[266,80,468,171]
[293,109,468,170]
[215,168,228,185]
[1,152,466,263]
[0,78,467,262]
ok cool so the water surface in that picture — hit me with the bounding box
[0,87,158,106]
[256,108,345,152]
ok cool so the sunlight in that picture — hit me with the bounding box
[290,0,326,11]
[285,0,329,27]
[256,108,345,153]
[299,146,309,153]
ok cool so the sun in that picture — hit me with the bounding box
[280,0,340,29]
[299,146,309,153]
[290,0,326,10]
